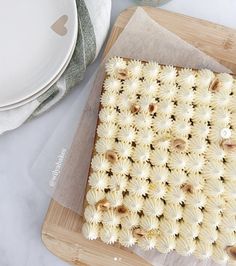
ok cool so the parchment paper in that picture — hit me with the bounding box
[31,7,231,266]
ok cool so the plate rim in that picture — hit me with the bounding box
[0,31,77,111]
[0,0,78,108]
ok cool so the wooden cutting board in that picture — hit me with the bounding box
[42,6,236,266]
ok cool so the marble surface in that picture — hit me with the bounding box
[1,1,236,266]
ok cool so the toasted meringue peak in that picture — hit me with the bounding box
[153,115,173,133]
[212,245,229,264]
[159,65,177,84]
[194,88,212,105]
[120,212,140,229]
[127,59,143,78]
[132,145,150,162]
[134,112,153,129]
[143,61,160,80]
[168,170,187,186]
[168,153,187,170]
[150,166,169,183]
[204,178,224,197]
[99,107,117,123]
[185,190,206,208]
[156,234,176,253]
[113,142,132,159]
[117,92,136,111]
[123,194,144,212]
[100,225,119,244]
[177,68,196,88]
[187,173,205,190]
[148,181,166,199]
[88,172,109,190]
[95,137,114,154]
[183,206,203,224]
[172,119,191,137]
[82,222,100,240]
[175,237,196,256]
[102,209,120,226]
[185,153,205,173]
[131,162,150,179]
[117,110,134,127]
[194,241,213,259]
[111,158,131,175]
[164,204,183,221]
[118,126,136,143]
[84,205,102,224]
[141,80,158,96]
[188,137,207,155]
[119,229,137,247]
[196,69,215,88]
[157,100,174,115]
[165,186,186,205]
[109,174,128,191]
[100,90,117,107]
[104,77,122,92]
[159,218,179,236]
[150,149,168,166]
[179,222,199,239]
[143,198,164,217]
[86,189,105,205]
[157,83,177,100]
[128,177,149,196]
[193,105,212,122]
[106,191,123,207]
[176,87,195,103]
[97,123,117,139]
[105,57,127,77]
[140,215,159,231]
[138,236,157,251]
[123,79,141,95]
[198,225,218,243]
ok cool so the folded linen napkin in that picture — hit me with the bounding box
[0,0,111,135]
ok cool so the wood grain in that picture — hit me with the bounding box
[105,7,236,72]
[42,6,236,266]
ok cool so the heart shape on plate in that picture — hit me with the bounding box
[51,15,68,36]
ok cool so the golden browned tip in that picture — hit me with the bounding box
[149,103,158,114]
[220,139,236,152]
[116,205,128,216]
[117,68,128,80]
[172,138,187,152]
[96,199,110,211]
[105,150,118,163]
[226,246,236,260]
[181,183,193,194]
[209,78,220,92]
[130,104,140,114]
[133,227,146,239]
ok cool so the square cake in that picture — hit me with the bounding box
[82,57,236,264]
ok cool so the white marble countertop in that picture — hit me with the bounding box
[1,1,236,266]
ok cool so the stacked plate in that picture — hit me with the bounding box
[0,0,78,111]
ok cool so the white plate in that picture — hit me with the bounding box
[0,28,77,111]
[0,0,78,108]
